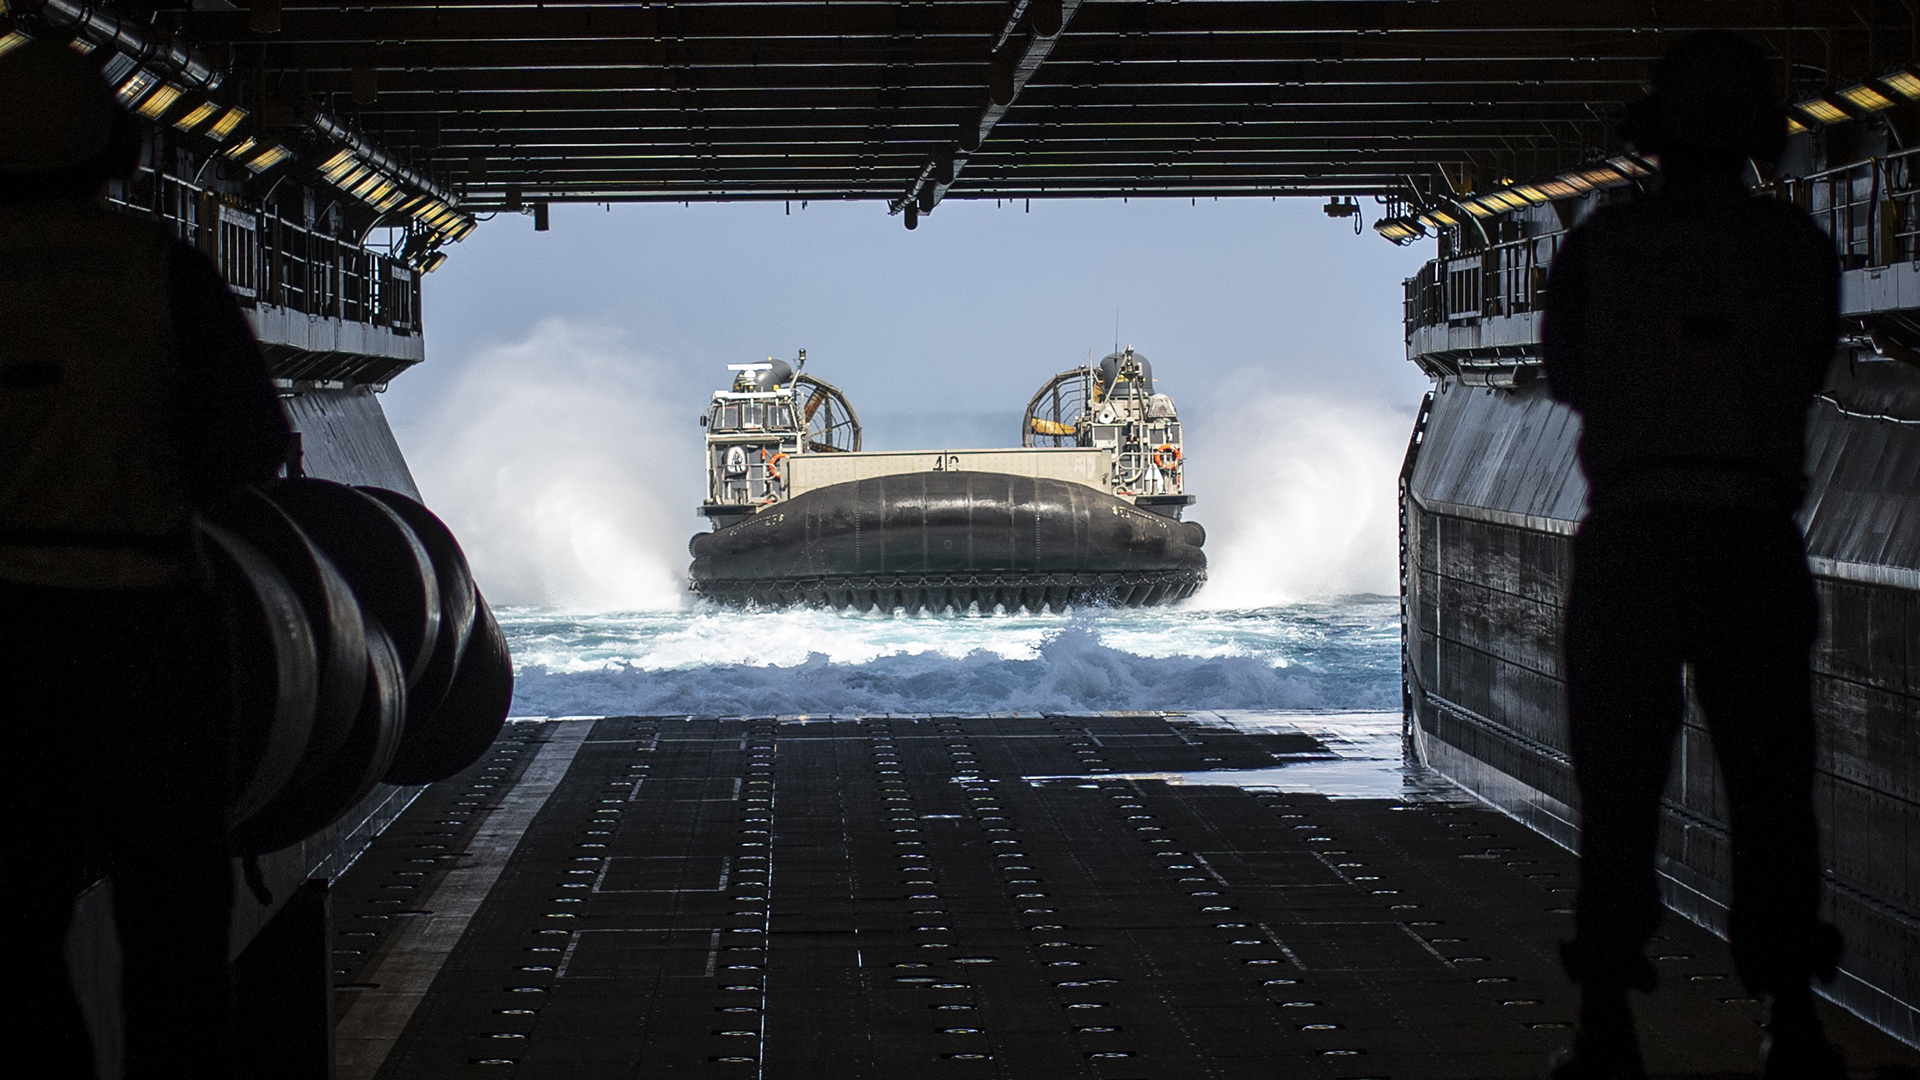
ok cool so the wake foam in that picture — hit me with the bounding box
[508,621,1396,717]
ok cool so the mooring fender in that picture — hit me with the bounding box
[266,478,443,693]
[197,520,319,831]
[383,594,514,785]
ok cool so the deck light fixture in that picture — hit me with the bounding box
[1372,216,1424,243]
[113,69,157,108]
[1839,84,1896,112]
[243,144,290,173]
[174,101,220,132]
[0,30,29,59]
[134,83,181,120]
[318,148,359,181]
[1509,184,1550,205]
[1785,115,1810,135]
[1882,70,1920,99]
[420,251,449,273]
[1535,179,1584,199]
[206,106,247,141]
[220,135,258,160]
[1795,98,1851,125]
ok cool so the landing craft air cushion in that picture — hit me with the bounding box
[688,348,1207,611]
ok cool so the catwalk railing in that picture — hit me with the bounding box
[107,163,423,385]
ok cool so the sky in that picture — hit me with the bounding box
[381,196,1438,607]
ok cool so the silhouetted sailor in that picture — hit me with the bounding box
[0,40,289,1078]
[1541,31,1843,1080]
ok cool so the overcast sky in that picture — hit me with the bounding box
[382,196,1438,605]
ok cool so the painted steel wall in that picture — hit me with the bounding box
[1404,374,1920,1044]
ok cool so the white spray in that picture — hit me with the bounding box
[1183,388,1415,606]
[397,319,702,610]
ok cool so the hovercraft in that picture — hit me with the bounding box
[687,348,1205,612]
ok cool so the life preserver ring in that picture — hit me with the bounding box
[1153,444,1181,471]
[762,449,788,481]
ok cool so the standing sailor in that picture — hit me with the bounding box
[0,40,290,1077]
[1541,31,1844,1080]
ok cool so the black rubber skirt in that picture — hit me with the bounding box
[688,471,1206,611]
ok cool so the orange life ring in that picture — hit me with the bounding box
[762,449,788,481]
[1153,444,1181,471]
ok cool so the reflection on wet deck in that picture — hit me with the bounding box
[330,713,1918,1079]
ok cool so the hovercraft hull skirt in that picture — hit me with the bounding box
[688,471,1206,612]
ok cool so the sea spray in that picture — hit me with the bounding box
[1185,389,1414,606]
[396,320,703,609]
[502,599,1399,717]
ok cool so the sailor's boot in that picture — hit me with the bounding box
[1549,943,1654,1080]
[1759,987,1846,1080]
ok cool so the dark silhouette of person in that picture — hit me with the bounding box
[1541,31,1844,1080]
[0,40,290,1078]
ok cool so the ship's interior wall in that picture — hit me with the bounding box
[1403,378,1920,1044]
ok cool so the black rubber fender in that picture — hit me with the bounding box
[233,618,407,855]
[383,593,513,785]
[197,520,319,831]
[204,485,368,787]
[358,486,477,733]
[266,478,442,692]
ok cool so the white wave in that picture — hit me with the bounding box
[396,320,702,610]
[1184,390,1413,607]
[500,602,1399,717]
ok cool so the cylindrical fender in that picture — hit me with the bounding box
[204,485,368,792]
[233,618,407,855]
[197,519,319,831]
[358,487,477,730]
[383,593,514,785]
[266,479,442,692]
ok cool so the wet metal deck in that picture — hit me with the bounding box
[328,715,1919,1079]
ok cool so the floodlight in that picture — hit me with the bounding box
[244,144,291,172]
[174,101,220,132]
[1796,98,1850,125]
[207,107,248,140]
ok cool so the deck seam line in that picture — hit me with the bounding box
[333,719,594,1080]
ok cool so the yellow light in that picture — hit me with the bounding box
[1883,71,1920,99]
[114,69,157,107]
[374,188,411,212]
[333,164,372,191]
[244,145,291,172]
[220,135,258,160]
[66,36,96,56]
[134,84,181,120]
[1785,115,1809,135]
[1462,199,1498,218]
[1840,84,1895,112]
[447,219,476,240]
[206,106,248,141]
[1535,180,1583,199]
[0,32,29,59]
[173,101,219,132]
[1574,167,1628,188]
[361,178,397,205]
[421,251,449,273]
[1482,190,1528,211]
[346,170,386,198]
[318,149,358,179]
[1797,98,1850,125]
[1510,184,1550,205]
[1608,155,1655,177]
[1373,218,1420,241]
[1424,208,1460,226]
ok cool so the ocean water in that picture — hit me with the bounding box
[500,595,1401,719]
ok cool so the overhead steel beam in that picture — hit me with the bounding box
[893,0,1078,226]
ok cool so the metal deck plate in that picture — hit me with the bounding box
[330,715,1919,1079]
